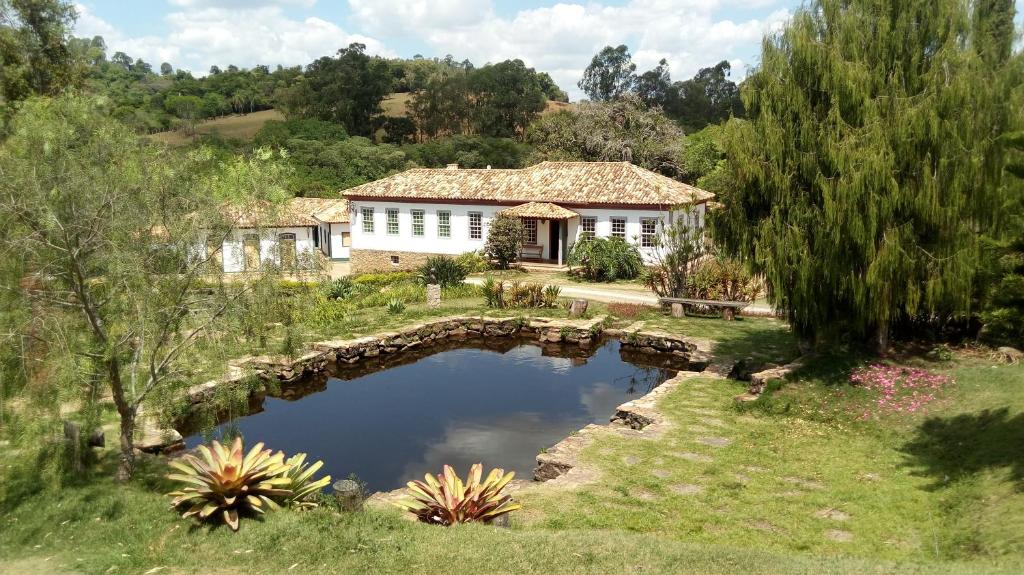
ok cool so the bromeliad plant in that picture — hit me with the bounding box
[393,463,521,525]
[165,437,330,531]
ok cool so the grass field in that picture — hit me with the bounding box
[2,298,1020,574]
[150,109,284,146]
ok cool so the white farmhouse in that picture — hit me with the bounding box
[341,161,714,273]
[205,197,352,274]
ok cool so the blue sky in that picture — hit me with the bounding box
[71,1,1013,101]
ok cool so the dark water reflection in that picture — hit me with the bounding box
[185,338,684,492]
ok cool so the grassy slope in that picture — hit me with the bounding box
[150,109,285,146]
[1,303,1021,574]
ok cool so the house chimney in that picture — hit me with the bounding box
[446,163,459,170]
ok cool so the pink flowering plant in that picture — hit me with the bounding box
[848,364,953,419]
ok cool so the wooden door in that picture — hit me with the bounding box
[279,233,297,271]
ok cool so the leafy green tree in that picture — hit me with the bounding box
[159,62,173,76]
[0,95,292,479]
[715,0,1015,351]
[401,135,533,169]
[578,45,636,102]
[668,61,743,132]
[407,68,471,139]
[635,59,673,109]
[281,43,392,137]
[468,59,546,138]
[0,0,80,118]
[537,71,568,102]
[526,94,684,178]
[485,214,525,269]
[165,93,203,134]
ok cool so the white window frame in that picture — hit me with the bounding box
[580,216,596,240]
[611,217,626,239]
[437,210,451,238]
[386,208,399,236]
[468,211,483,240]
[411,209,425,237]
[361,207,375,234]
[522,218,538,244]
[640,217,659,248]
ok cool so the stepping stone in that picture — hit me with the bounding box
[733,473,752,483]
[826,529,854,542]
[696,436,732,448]
[670,484,704,496]
[622,455,640,465]
[669,451,714,463]
[858,472,881,482]
[651,469,672,479]
[687,425,712,433]
[815,508,851,522]
[776,490,803,498]
[741,465,768,473]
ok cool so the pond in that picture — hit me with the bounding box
[185,337,689,492]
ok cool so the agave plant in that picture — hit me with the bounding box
[393,463,521,525]
[281,452,332,509]
[166,437,292,531]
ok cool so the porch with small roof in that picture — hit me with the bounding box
[499,201,578,266]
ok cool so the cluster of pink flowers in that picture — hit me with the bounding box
[848,364,952,419]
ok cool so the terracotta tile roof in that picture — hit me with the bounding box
[223,198,350,228]
[341,161,714,207]
[499,202,579,220]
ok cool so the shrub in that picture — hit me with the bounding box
[281,453,333,510]
[165,438,329,531]
[393,463,520,525]
[686,256,758,302]
[418,255,468,288]
[567,237,643,281]
[324,277,356,300]
[542,284,561,307]
[442,283,478,300]
[480,279,561,309]
[484,214,524,269]
[455,250,491,273]
[387,298,406,314]
[352,271,417,288]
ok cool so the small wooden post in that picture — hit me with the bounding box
[722,307,735,321]
[671,302,685,318]
[332,479,364,512]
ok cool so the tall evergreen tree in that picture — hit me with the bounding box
[578,45,636,102]
[715,0,1015,350]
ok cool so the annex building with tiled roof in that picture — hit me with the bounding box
[342,161,713,272]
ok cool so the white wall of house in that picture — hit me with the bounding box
[348,201,706,264]
[327,222,351,260]
[207,226,318,273]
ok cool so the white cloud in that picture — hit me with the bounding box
[349,0,791,100]
[73,2,392,75]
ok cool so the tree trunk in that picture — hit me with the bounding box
[874,322,890,355]
[116,404,137,482]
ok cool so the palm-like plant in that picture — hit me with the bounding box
[393,463,521,525]
[281,453,332,509]
[166,437,292,531]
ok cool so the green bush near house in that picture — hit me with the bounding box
[567,237,644,282]
[455,250,491,273]
[485,214,525,269]
[352,271,417,288]
[418,255,468,287]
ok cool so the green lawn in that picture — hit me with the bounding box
[1,301,1021,574]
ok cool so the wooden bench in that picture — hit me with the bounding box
[658,297,750,321]
[519,244,544,260]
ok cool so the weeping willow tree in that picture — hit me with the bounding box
[715,0,1017,350]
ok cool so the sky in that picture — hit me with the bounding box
[69,1,802,101]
